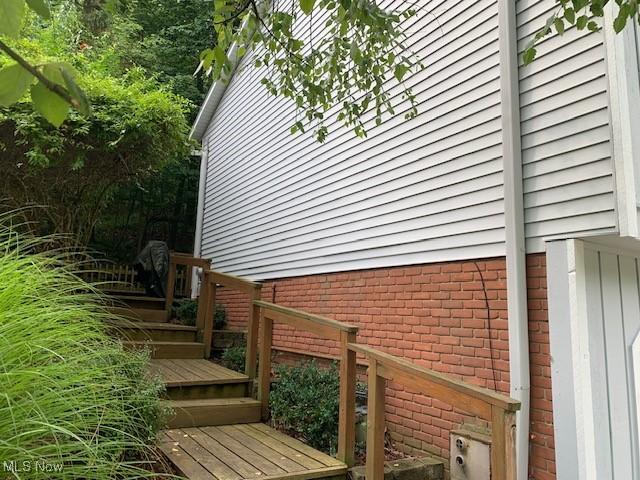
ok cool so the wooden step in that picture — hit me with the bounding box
[110,306,170,323]
[159,423,348,480]
[112,294,167,310]
[109,321,197,342]
[149,359,250,400]
[166,398,261,428]
[123,341,205,359]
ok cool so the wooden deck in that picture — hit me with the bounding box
[149,359,250,387]
[159,423,347,480]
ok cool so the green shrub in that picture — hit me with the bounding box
[221,345,246,373]
[174,299,227,329]
[174,298,198,326]
[214,304,227,329]
[0,224,167,479]
[269,361,340,454]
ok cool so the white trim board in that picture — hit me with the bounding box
[547,237,640,479]
[603,1,640,236]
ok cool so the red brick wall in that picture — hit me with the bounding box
[214,255,555,479]
[526,254,555,479]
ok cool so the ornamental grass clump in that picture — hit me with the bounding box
[0,224,168,479]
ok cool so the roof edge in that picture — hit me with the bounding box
[189,40,243,141]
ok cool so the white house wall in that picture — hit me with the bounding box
[517,0,617,252]
[201,0,505,280]
[199,0,618,280]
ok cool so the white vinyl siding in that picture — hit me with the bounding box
[517,0,617,251]
[198,0,620,279]
[200,0,504,280]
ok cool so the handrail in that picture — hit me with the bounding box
[254,300,358,467]
[348,344,519,414]
[207,270,261,294]
[351,343,520,480]
[254,300,358,339]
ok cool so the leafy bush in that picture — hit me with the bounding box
[174,299,227,329]
[174,298,198,326]
[214,303,227,329]
[221,345,246,373]
[0,224,167,479]
[269,361,340,454]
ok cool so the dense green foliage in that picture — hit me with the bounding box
[0,3,203,255]
[174,299,227,329]
[174,298,199,326]
[0,222,167,478]
[1,0,639,140]
[221,345,246,373]
[269,361,340,454]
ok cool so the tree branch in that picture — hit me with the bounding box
[0,39,79,109]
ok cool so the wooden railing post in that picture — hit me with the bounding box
[203,280,216,358]
[257,309,272,421]
[165,257,177,311]
[196,270,209,342]
[366,359,386,480]
[491,406,517,480]
[245,285,262,379]
[337,331,357,467]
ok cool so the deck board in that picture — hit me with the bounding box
[159,424,347,480]
[150,359,249,387]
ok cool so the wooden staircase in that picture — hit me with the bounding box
[110,294,347,480]
[106,254,520,480]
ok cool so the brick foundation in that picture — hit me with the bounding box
[214,254,555,479]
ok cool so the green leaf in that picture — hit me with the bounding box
[26,0,50,18]
[576,15,588,30]
[564,7,575,23]
[41,63,65,86]
[300,0,315,15]
[213,46,227,66]
[0,0,26,37]
[61,68,90,116]
[394,64,409,82]
[614,14,628,33]
[30,81,70,127]
[522,47,537,65]
[554,17,565,35]
[0,63,33,106]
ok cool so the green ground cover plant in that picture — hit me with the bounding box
[269,361,340,455]
[221,345,246,373]
[0,221,169,479]
[174,299,226,329]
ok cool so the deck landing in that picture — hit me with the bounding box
[159,423,347,480]
[149,359,249,387]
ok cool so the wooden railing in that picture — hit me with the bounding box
[166,253,262,361]
[200,270,261,360]
[165,252,210,310]
[79,261,193,296]
[253,300,359,466]
[171,255,521,478]
[348,344,520,480]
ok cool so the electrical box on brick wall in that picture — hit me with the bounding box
[450,428,490,480]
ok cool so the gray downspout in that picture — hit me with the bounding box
[498,1,531,479]
[191,142,208,298]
